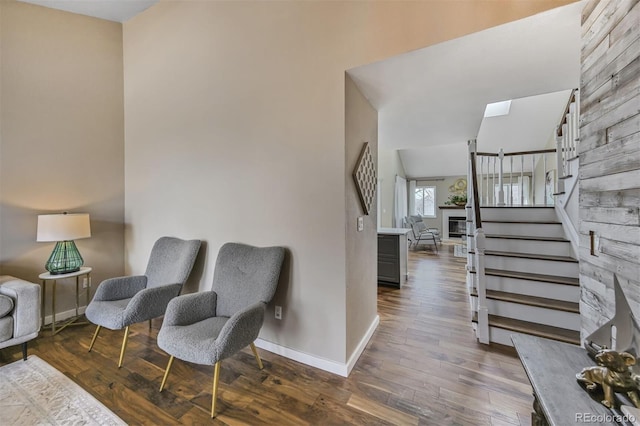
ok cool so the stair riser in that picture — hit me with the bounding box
[484,256,579,278]
[468,237,573,257]
[471,324,577,346]
[470,297,580,330]
[479,207,558,222]
[487,326,518,347]
[484,275,579,303]
[480,222,565,238]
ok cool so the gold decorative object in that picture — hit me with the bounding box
[448,178,467,195]
[576,349,640,408]
[353,142,376,215]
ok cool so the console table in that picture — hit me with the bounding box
[512,334,618,425]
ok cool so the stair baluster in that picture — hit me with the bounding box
[468,139,489,343]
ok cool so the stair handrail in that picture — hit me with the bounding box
[470,149,482,229]
[468,139,489,344]
[475,148,558,206]
[555,88,579,194]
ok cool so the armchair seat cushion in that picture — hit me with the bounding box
[85,298,132,330]
[158,317,229,365]
[0,294,14,317]
[0,316,13,342]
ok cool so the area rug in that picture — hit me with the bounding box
[453,244,467,258]
[0,355,126,425]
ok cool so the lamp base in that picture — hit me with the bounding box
[45,241,84,275]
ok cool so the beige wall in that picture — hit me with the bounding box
[123,0,577,365]
[345,74,378,358]
[378,148,406,228]
[0,1,125,317]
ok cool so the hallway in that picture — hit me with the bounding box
[368,244,534,424]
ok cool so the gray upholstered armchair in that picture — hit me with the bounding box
[0,276,41,360]
[85,236,200,367]
[157,242,285,418]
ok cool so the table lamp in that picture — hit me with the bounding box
[37,212,91,274]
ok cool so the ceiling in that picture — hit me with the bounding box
[348,1,583,178]
[18,0,158,22]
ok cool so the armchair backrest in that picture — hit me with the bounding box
[145,237,201,288]
[410,215,427,233]
[212,243,285,318]
[409,222,420,240]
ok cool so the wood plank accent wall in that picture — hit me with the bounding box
[579,0,640,339]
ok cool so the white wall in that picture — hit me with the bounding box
[378,148,406,228]
[533,133,558,205]
[123,0,578,368]
[0,1,125,316]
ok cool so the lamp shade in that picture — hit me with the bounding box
[37,213,91,242]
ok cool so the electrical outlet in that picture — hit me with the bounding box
[82,278,88,289]
[275,305,282,320]
[357,216,364,232]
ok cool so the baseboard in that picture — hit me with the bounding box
[345,314,380,376]
[43,306,87,326]
[255,314,379,378]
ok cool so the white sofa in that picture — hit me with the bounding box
[0,276,41,360]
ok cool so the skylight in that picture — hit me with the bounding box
[484,100,512,118]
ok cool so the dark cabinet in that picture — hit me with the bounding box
[377,230,408,287]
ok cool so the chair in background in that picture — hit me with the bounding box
[157,242,285,418]
[410,221,439,252]
[408,215,441,242]
[0,276,40,360]
[406,216,440,252]
[402,217,413,246]
[85,236,201,367]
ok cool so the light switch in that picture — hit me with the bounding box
[357,217,364,232]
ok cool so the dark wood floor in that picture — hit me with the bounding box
[0,244,533,425]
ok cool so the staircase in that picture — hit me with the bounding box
[467,206,580,346]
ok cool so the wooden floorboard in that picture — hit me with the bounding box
[0,243,534,424]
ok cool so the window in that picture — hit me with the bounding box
[415,186,436,218]
[494,177,530,205]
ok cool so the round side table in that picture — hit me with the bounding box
[39,266,92,335]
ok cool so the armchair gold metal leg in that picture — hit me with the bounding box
[89,325,101,352]
[211,362,221,418]
[159,355,174,392]
[118,326,129,368]
[250,342,263,370]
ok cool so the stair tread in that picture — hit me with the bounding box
[479,205,555,209]
[469,268,579,286]
[482,220,561,224]
[472,312,580,345]
[468,250,578,263]
[476,234,570,242]
[470,289,579,313]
